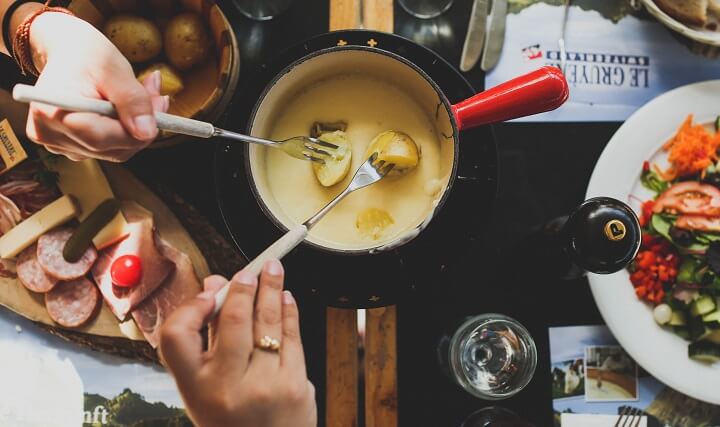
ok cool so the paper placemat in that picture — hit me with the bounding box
[549,325,720,427]
[486,1,720,122]
[0,309,187,427]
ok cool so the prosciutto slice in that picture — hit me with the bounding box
[0,193,22,234]
[131,238,202,348]
[92,217,174,320]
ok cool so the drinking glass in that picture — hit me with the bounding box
[461,407,536,427]
[442,314,537,400]
[233,0,294,21]
[398,0,455,19]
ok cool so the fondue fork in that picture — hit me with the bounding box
[211,153,394,316]
[12,84,340,164]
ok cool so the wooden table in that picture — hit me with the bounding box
[325,4,398,427]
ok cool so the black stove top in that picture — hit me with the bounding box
[214,30,498,309]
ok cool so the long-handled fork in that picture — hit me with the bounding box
[614,407,644,427]
[211,153,394,315]
[12,84,339,163]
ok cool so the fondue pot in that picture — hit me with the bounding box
[245,45,568,255]
[215,30,568,307]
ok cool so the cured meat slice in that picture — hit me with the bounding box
[92,217,174,320]
[132,238,202,348]
[45,277,99,328]
[16,244,57,293]
[0,192,22,234]
[653,181,720,216]
[37,227,97,280]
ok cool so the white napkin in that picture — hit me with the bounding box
[561,413,648,427]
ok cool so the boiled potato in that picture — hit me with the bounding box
[108,0,137,12]
[137,63,184,96]
[356,208,394,240]
[312,131,352,187]
[104,15,162,63]
[164,13,211,70]
[365,130,420,175]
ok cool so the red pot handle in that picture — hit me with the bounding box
[451,66,569,130]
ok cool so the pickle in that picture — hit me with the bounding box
[63,199,120,262]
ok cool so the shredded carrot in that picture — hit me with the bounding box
[661,114,720,178]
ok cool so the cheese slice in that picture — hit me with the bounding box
[0,195,78,258]
[44,158,129,249]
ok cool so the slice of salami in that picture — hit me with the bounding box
[37,227,97,280]
[45,277,99,328]
[17,244,57,293]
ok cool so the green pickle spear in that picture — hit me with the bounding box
[63,198,120,262]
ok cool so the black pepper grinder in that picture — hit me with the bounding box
[538,197,642,279]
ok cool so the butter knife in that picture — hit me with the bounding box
[459,0,489,72]
[481,0,507,71]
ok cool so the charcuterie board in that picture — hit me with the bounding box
[0,163,213,362]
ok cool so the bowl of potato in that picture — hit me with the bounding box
[51,0,240,146]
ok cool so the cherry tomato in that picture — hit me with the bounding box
[111,255,143,288]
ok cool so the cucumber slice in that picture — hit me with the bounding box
[669,310,687,326]
[689,340,720,363]
[707,321,720,331]
[673,327,690,340]
[703,310,720,324]
[677,259,697,284]
[707,329,720,344]
[715,116,720,132]
[688,315,710,341]
[690,295,717,317]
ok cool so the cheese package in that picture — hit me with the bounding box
[44,158,129,249]
[0,195,78,258]
[0,119,28,174]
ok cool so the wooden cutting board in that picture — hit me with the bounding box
[0,163,211,358]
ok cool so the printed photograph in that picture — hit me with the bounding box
[584,346,639,402]
[551,358,585,399]
[0,309,190,427]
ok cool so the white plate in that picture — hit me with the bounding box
[643,0,720,46]
[586,80,720,405]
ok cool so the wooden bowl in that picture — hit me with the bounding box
[50,0,240,147]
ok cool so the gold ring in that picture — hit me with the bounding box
[257,335,281,352]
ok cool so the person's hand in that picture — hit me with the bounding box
[159,260,317,427]
[24,12,168,162]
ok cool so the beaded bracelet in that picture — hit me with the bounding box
[12,5,73,76]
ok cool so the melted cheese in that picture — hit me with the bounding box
[264,75,447,249]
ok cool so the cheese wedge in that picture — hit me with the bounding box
[44,158,129,249]
[0,195,78,258]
